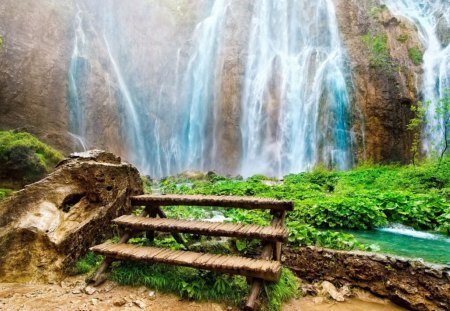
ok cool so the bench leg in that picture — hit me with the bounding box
[90,209,149,286]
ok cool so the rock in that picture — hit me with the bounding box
[83,286,96,295]
[301,284,318,296]
[133,300,146,309]
[284,247,450,311]
[148,290,156,300]
[91,298,98,306]
[334,0,422,164]
[0,150,143,283]
[71,289,81,295]
[321,281,345,302]
[113,298,127,307]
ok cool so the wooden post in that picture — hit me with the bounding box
[271,211,286,262]
[90,209,149,286]
[153,206,188,249]
[145,205,159,242]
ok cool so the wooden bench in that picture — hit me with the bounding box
[90,194,293,310]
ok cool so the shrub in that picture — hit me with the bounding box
[408,47,423,65]
[361,33,390,68]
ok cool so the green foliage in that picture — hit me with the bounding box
[0,188,13,201]
[369,5,387,20]
[295,196,388,230]
[109,262,297,310]
[361,33,390,68]
[407,101,427,165]
[397,33,409,43]
[435,90,450,164]
[287,221,373,250]
[0,130,64,185]
[0,35,3,48]
[408,47,423,65]
[263,269,299,311]
[160,156,450,236]
[73,251,103,275]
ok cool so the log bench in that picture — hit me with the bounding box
[90,194,293,310]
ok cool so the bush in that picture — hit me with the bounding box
[0,130,63,185]
[408,47,423,65]
[361,33,390,68]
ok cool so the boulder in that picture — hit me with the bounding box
[0,150,143,283]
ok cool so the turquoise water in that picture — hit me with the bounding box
[347,226,450,265]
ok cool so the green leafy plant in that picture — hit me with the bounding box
[362,33,390,68]
[435,90,450,165]
[408,47,423,65]
[407,101,427,165]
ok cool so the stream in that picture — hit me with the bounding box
[346,225,450,265]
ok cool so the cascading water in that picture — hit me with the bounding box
[180,0,230,171]
[381,0,450,153]
[67,7,88,151]
[67,0,353,178]
[240,0,353,177]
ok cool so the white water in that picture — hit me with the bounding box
[379,224,450,241]
[68,0,354,178]
[382,0,450,153]
[67,7,87,150]
[240,0,353,177]
[180,0,231,171]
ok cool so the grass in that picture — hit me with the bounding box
[408,47,423,65]
[0,188,13,201]
[109,262,297,311]
[75,250,298,311]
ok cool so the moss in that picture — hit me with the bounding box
[408,47,423,65]
[397,33,409,43]
[361,33,390,68]
[0,130,64,185]
[369,5,387,20]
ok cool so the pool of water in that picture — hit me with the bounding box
[346,225,450,265]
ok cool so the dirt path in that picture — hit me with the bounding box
[0,278,406,311]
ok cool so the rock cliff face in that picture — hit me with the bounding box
[0,150,143,283]
[334,0,423,163]
[0,0,75,154]
[0,0,429,170]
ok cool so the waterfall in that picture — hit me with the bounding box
[68,0,353,178]
[180,0,231,172]
[239,0,353,177]
[67,7,88,151]
[382,0,450,153]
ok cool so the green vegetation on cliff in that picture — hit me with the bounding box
[0,130,64,186]
[361,33,390,68]
[408,47,423,65]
